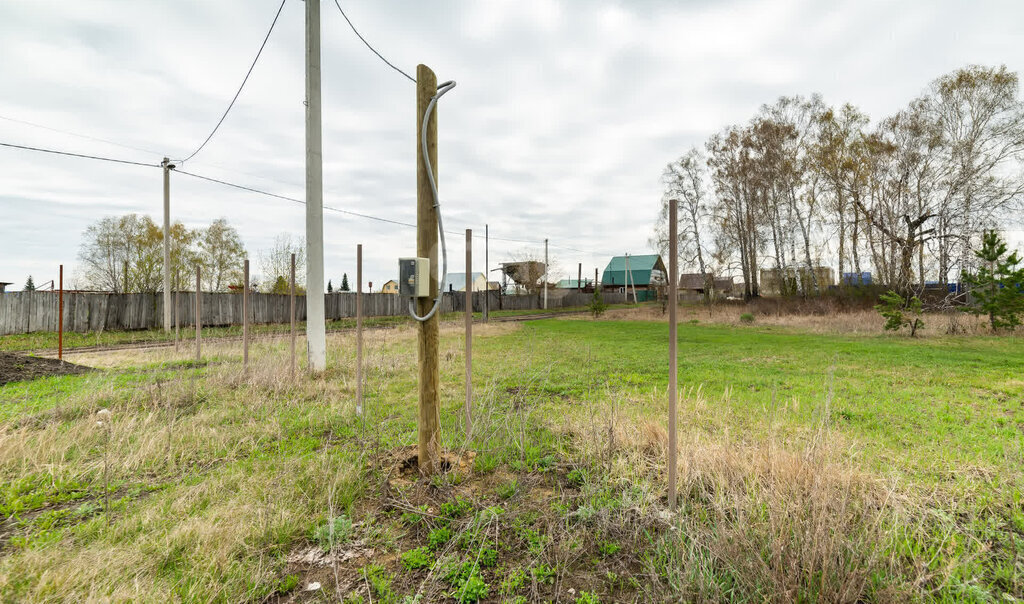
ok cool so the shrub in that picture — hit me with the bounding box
[739,312,755,324]
[875,290,924,337]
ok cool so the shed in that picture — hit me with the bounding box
[601,255,666,289]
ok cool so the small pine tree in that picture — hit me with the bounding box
[963,231,1024,332]
[589,289,607,318]
[340,273,350,292]
[23,275,35,291]
[270,276,289,295]
[327,279,333,293]
[875,290,924,337]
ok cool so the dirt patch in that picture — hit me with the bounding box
[0,352,92,386]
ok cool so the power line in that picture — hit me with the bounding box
[175,168,418,228]
[333,0,415,84]
[0,141,160,168]
[174,169,615,256]
[176,0,287,164]
[0,114,167,157]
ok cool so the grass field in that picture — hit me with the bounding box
[0,313,1022,602]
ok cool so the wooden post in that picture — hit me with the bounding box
[243,258,249,369]
[595,267,599,292]
[465,229,473,435]
[290,253,297,379]
[174,268,180,351]
[58,264,63,361]
[417,64,441,475]
[356,244,363,416]
[578,263,582,293]
[195,266,201,362]
[668,199,678,511]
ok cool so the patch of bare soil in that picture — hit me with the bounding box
[0,352,91,386]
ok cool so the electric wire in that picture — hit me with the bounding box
[0,141,160,168]
[175,0,287,164]
[333,0,415,84]
[0,114,167,157]
[408,80,457,322]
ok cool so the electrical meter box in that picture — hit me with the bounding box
[398,257,430,298]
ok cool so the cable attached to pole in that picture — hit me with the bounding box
[409,80,457,322]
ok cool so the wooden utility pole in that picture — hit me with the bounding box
[243,258,249,369]
[195,266,202,362]
[465,229,473,435]
[162,158,172,332]
[57,264,63,362]
[595,267,599,292]
[304,0,326,371]
[483,224,489,322]
[290,253,297,379]
[417,64,441,475]
[668,200,678,511]
[356,244,363,416]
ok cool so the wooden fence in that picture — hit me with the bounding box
[0,290,626,335]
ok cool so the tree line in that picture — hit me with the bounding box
[76,215,311,294]
[654,64,1024,300]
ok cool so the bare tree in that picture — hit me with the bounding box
[199,218,246,292]
[259,233,305,292]
[653,148,713,299]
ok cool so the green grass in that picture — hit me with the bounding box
[0,316,1022,602]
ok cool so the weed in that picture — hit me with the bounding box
[361,564,394,602]
[531,563,556,584]
[312,515,353,551]
[598,540,621,557]
[499,568,527,595]
[400,546,433,570]
[400,504,429,526]
[428,526,453,550]
[575,592,600,604]
[440,496,474,519]
[740,312,755,324]
[496,480,518,500]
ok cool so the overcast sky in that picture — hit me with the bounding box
[1,0,1022,291]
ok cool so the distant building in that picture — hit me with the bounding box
[602,254,666,301]
[381,280,399,295]
[0,282,12,293]
[841,272,872,286]
[444,272,487,292]
[555,279,590,289]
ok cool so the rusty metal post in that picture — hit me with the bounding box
[356,244,363,416]
[58,264,63,361]
[195,266,201,362]
[465,229,473,435]
[290,253,297,379]
[243,258,249,369]
[668,199,678,511]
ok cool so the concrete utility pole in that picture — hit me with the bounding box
[595,267,599,292]
[465,229,473,435]
[577,263,582,293]
[417,64,441,475]
[543,238,548,310]
[356,244,363,416]
[304,0,326,371]
[668,199,679,511]
[483,224,489,322]
[162,157,172,332]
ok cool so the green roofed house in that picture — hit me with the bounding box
[601,254,667,302]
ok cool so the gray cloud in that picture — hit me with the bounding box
[1,0,1022,290]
